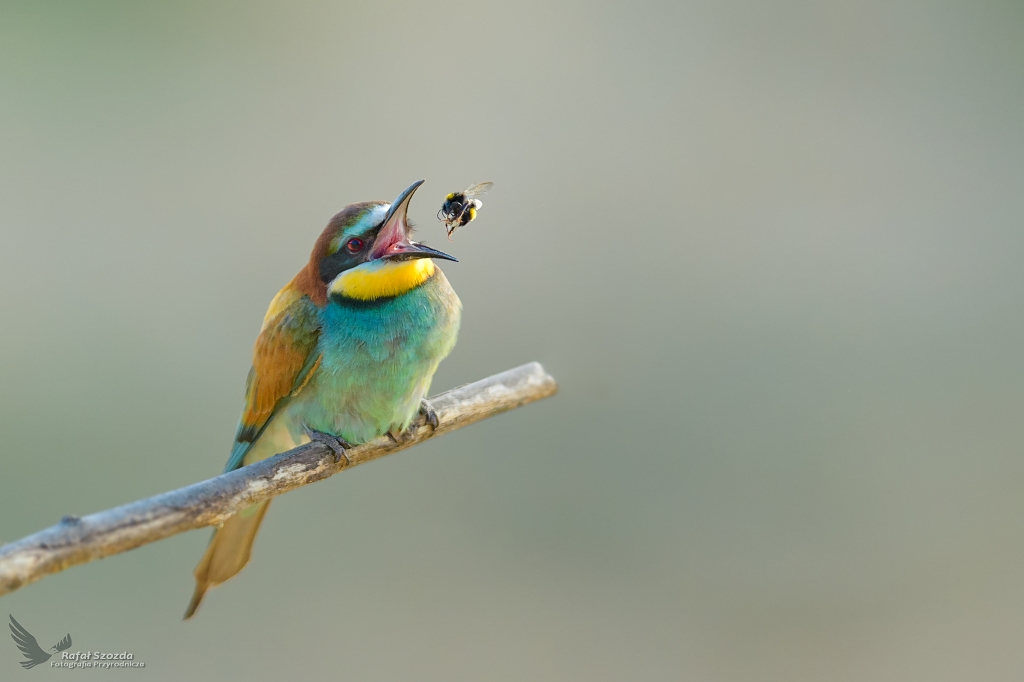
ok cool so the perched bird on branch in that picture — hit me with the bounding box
[185,181,462,618]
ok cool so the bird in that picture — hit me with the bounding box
[184,180,462,618]
[8,615,72,669]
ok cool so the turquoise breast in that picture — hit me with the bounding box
[290,269,461,444]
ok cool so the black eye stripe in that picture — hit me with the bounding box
[319,233,374,283]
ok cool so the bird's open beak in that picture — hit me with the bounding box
[371,180,458,262]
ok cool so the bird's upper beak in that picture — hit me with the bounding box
[371,180,458,262]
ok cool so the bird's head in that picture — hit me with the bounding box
[302,180,456,304]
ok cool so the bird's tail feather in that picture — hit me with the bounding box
[184,500,271,619]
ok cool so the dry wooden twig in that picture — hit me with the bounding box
[0,362,557,597]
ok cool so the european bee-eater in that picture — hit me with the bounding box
[184,180,461,618]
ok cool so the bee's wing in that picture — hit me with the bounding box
[461,182,493,199]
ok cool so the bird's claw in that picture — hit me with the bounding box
[385,400,439,445]
[304,427,353,466]
[419,398,439,430]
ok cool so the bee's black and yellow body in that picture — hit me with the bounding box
[437,182,492,239]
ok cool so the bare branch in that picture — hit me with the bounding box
[0,362,557,597]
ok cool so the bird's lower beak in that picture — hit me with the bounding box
[386,242,459,262]
[372,180,458,262]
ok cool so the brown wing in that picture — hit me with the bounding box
[225,288,321,472]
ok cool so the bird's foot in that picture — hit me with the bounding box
[384,400,439,444]
[419,398,439,430]
[304,427,353,466]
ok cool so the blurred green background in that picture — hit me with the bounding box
[1,0,1023,679]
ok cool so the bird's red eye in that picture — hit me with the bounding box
[346,238,364,253]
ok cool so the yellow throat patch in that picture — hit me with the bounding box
[330,258,436,301]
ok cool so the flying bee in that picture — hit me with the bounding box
[437,182,493,239]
